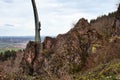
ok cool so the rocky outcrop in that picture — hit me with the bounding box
[43,36,56,50]
[20,18,103,79]
[20,41,42,75]
[19,4,120,79]
[0,3,120,80]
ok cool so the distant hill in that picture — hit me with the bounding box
[0,36,45,49]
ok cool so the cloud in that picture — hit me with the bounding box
[0,0,118,36]
[1,0,14,3]
[4,24,14,27]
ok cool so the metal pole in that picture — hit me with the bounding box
[31,0,41,42]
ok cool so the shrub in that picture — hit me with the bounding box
[0,50,17,61]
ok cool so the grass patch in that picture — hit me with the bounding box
[75,59,120,80]
[0,48,21,53]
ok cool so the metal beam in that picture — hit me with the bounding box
[31,0,41,42]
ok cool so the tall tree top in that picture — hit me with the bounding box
[116,3,120,18]
[118,3,120,12]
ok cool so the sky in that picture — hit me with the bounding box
[0,0,119,36]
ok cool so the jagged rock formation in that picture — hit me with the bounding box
[19,6,120,79]
[20,41,42,75]
[1,3,120,80]
[43,37,56,50]
[85,37,120,68]
[20,18,103,79]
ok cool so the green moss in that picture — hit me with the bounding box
[90,44,102,53]
[91,46,96,53]
[70,63,82,74]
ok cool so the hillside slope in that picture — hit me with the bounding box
[0,4,120,80]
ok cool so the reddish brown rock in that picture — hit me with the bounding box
[20,41,41,75]
[43,36,56,50]
[19,18,103,77]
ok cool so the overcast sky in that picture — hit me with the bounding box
[0,0,119,36]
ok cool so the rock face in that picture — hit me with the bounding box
[20,41,42,75]
[20,18,103,79]
[19,5,120,79]
[0,3,120,80]
[43,37,56,50]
